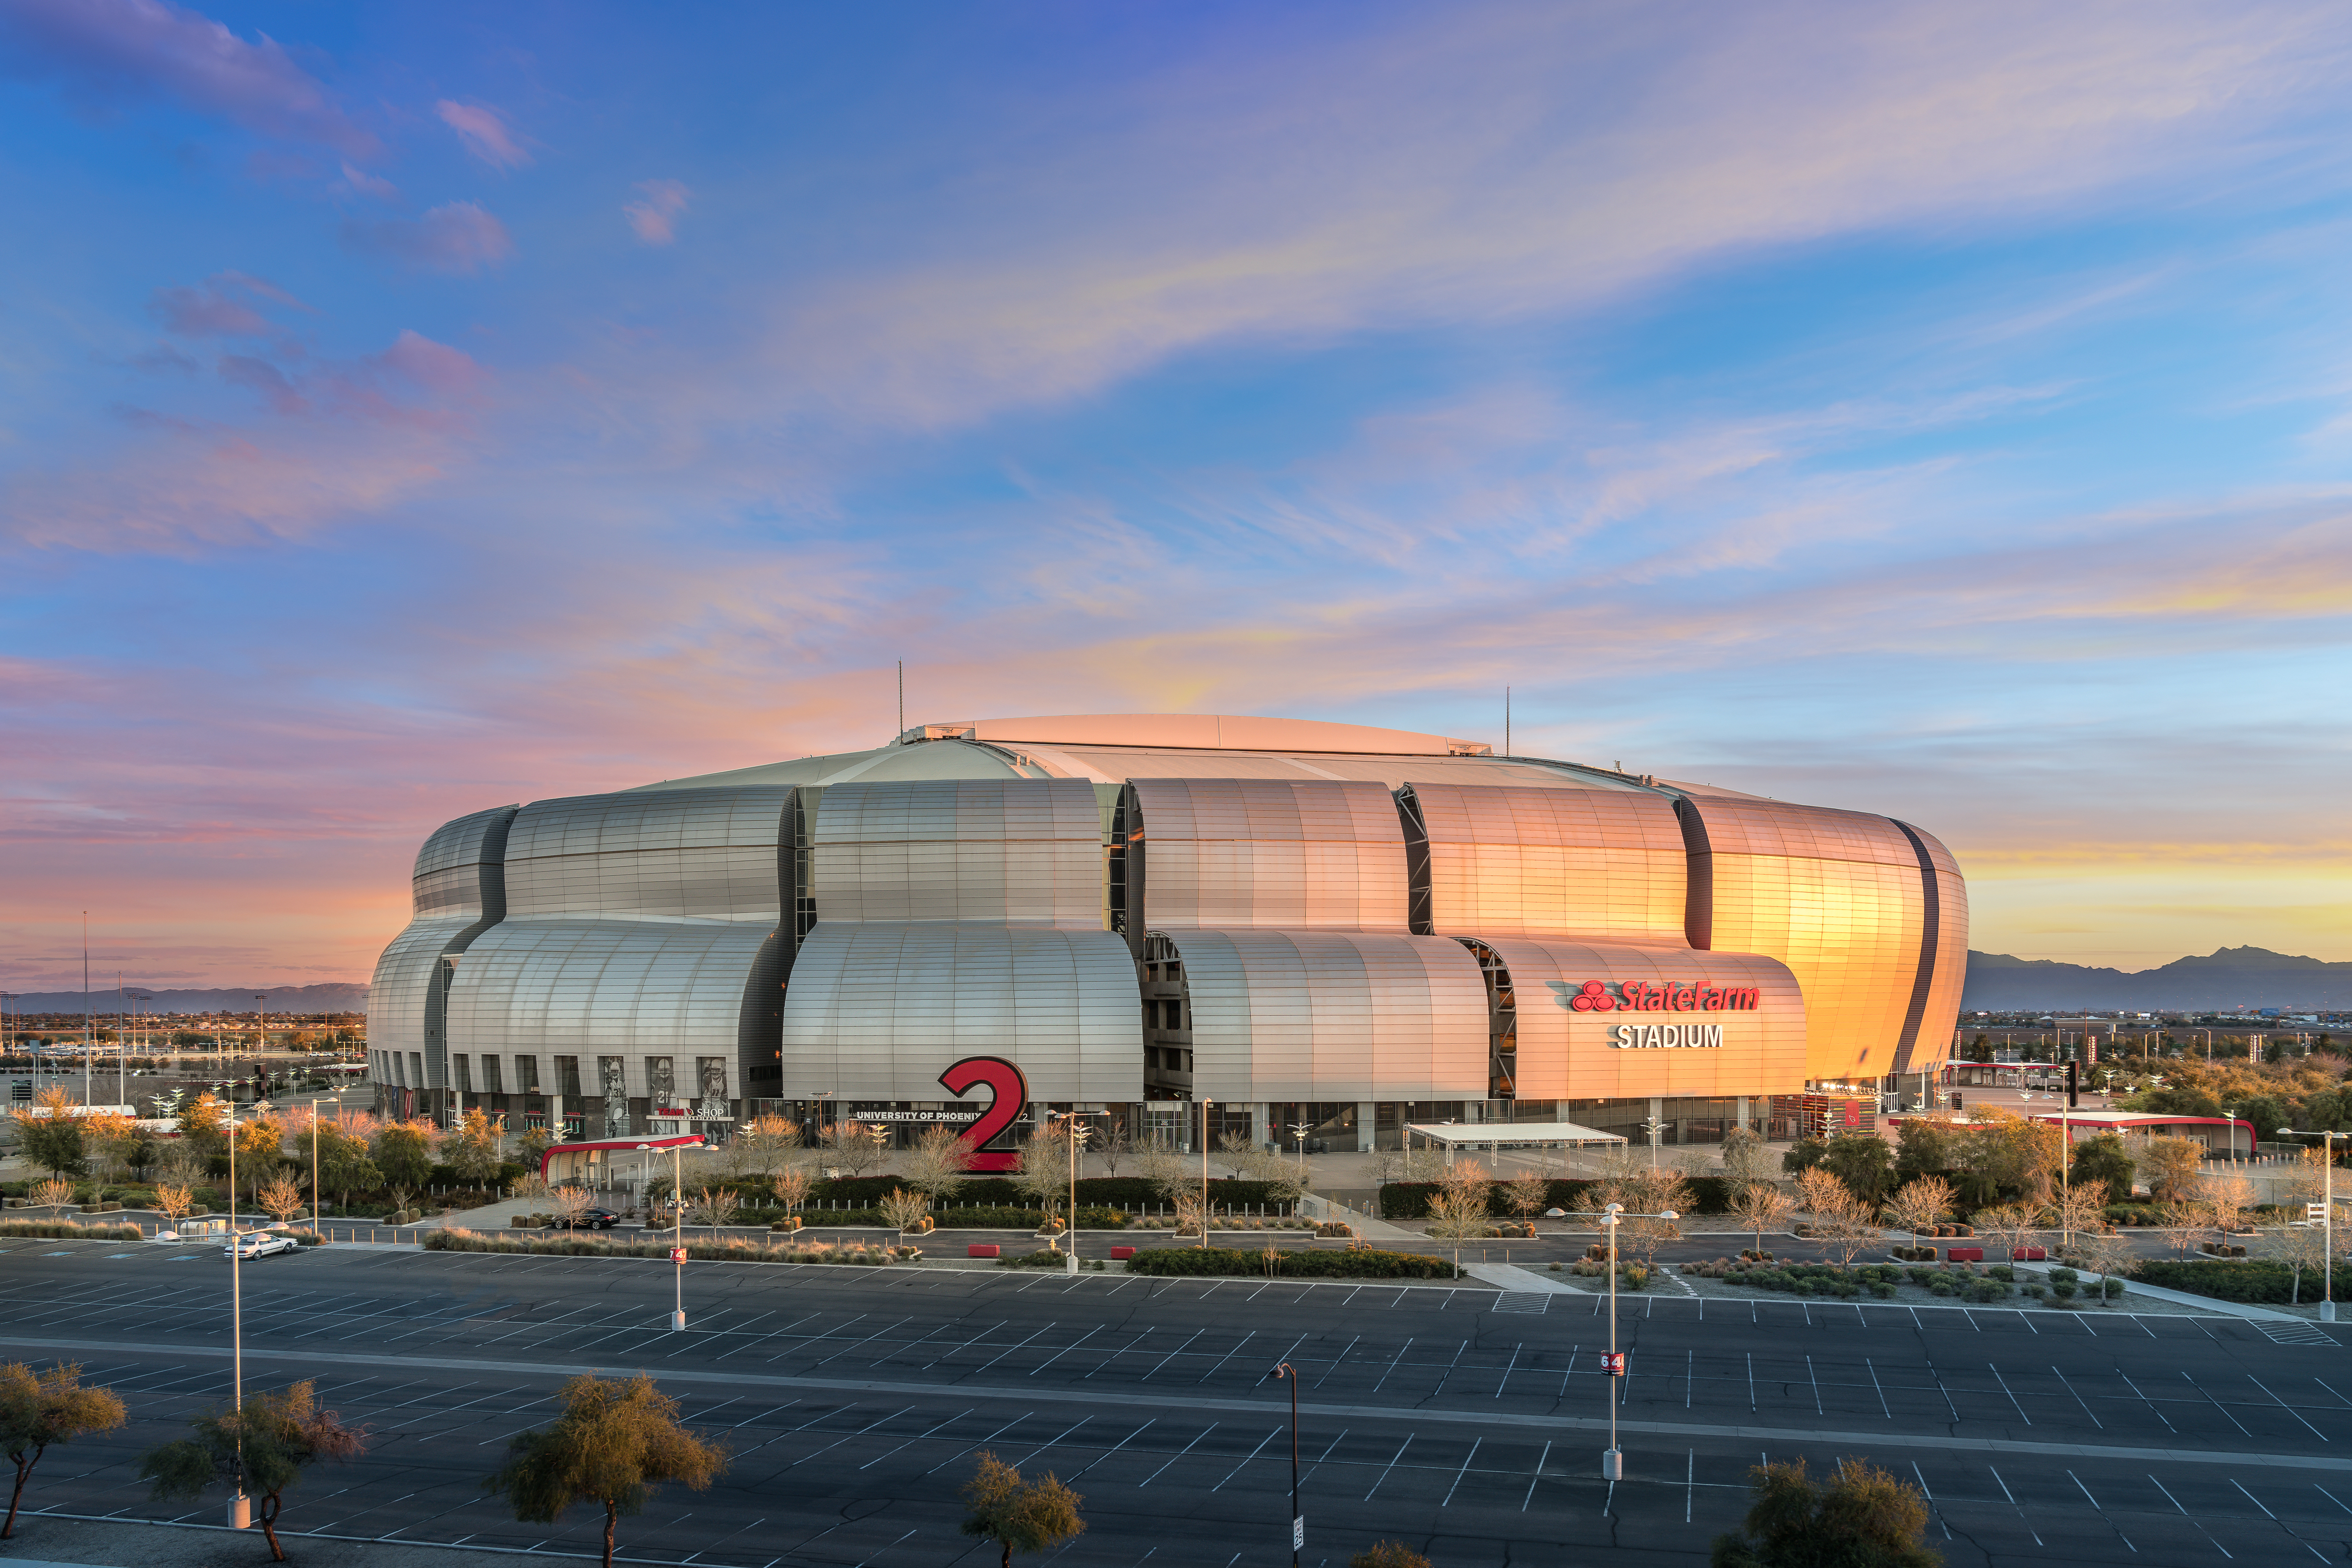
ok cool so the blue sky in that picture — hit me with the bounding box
[4,0,2351,986]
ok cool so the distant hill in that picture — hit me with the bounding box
[3,982,368,1017]
[1964,947,2352,1011]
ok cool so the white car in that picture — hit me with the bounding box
[223,1232,302,1260]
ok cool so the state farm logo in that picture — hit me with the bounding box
[1568,979,1758,1013]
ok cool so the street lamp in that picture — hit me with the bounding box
[223,1097,250,1529]
[1047,1110,1098,1274]
[1640,1115,1666,1170]
[1199,1097,1213,1249]
[2277,1128,2345,1323]
[1565,1200,1679,1480]
[1262,1361,1302,1566]
[1288,1121,1313,1172]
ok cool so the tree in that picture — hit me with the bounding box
[820,1118,885,1178]
[1728,1182,1793,1255]
[2154,1196,2209,1260]
[772,1167,810,1215]
[685,1186,740,1233]
[1719,1126,1777,1184]
[29,1178,75,1221]
[155,1183,196,1225]
[2198,1171,2254,1238]
[1595,1168,1692,1268]
[313,1122,381,1211]
[138,1381,368,1562]
[1,1361,126,1537]
[1350,1545,1431,1568]
[550,1185,596,1228]
[178,1092,230,1164]
[1972,1202,2041,1262]
[1093,1117,1132,1176]
[13,1088,84,1178]
[256,1175,307,1226]
[2132,1085,2224,1119]
[878,1187,928,1234]
[444,1107,504,1185]
[726,1113,799,1182]
[1819,1133,1894,1203]
[899,1123,973,1201]
[2260,1215,2334,1305]
[2136,1135,2204,1203]
[1423,1188,1488,1267]
[517,1125,557,1172]
[1503,1172,1549,1224]
[483,1373,726,1568]
[1892,1120,1959,1180]
[1213,1129,1256,1180]
[2069,1133,2135,1199]
[1710,1456,1940,1568]
[1780,1137,1827,1176]
[1883,1176,1955,1238]
[80,1109,139,1186]
[1794,1168,1881,1266]
[960,1449,1085,1568]
[371,1121,436,1192]
[1015,1122,1075,1220]
[232,1115,286,1200]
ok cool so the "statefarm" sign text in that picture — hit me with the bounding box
[1566,979,1759,1013]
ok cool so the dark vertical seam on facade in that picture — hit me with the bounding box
[422,806,518,1094]
[1674,797,1714,951]
[1395,785,1432,936]
[1890,819,1940,1077]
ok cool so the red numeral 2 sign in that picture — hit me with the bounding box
[937,1056,1028,1172]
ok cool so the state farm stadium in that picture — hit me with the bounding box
[366,714,1966,1155]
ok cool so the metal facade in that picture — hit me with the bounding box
[1480,937,1805,1100]
[1408,782,1688,945]
[1129,778,1411,930]
[780,779,1139,1101]
[502,787,792,922]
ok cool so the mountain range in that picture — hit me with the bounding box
[3,949,2345,1019]
[3,982,369,1017]
[1961,947,2352,1012]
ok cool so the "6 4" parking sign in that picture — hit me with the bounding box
[1601,1351,1626,1376]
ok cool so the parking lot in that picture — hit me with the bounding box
[0,1239,2346,1565]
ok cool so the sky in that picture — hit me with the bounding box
[4,0,2352,991]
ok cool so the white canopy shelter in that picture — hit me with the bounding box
[1404,1121,1628,1159]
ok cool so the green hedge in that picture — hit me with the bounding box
[772,1206,1131,1230]
[1123,1246,1458,1279]
[797,1175,1291,1212]
[423,1227,908,1265]
[2133,1260,2352,1305]
[0,1219,147,1241]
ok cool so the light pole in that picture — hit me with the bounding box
[1200,1097,1213,1248]
[1288,1120,1312,1173]
[1047,1110,1096,1273]
[223,1097,250,1528]
[2277,1127,2344,1323]
[1579,1200,1678,1481]
[1262,1361,1301,1565]
[1641,1115,1665,1170]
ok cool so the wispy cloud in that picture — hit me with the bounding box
[148,270,312,337]
[340,200,515,273]
[623,179,689,245]
[435,99,531,170]
[0,0,380,159]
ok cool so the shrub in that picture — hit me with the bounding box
[2132,1260,2352,1305]
[998,1249,1070,1269]
[1122,1246,1456,1280]
[0,1220,146,1241]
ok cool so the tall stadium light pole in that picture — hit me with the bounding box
[83,912,92,1106]
[2277,1128,2344,1322]
[1262,1361,1301,1566]
[1579,1201,1677,1481]
[1289,1120,1313,1173]
[224,1098,249,1528]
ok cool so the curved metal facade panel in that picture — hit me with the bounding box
[1482,938,1805,1100]
[1158,929,1489,1100]
[1904,824,1969,1076]
[1410,783,1688,944]
[444,919,776,1090]
[366,916,475,1068]
[779,922,1140,1100]
[1684,796,1926,1083]
[811,779,1105,924]
[1131,778,1408,931]
[501,787,791,922]
[411,804,518,919]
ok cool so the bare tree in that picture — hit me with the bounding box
[1213,1130,1256,1180]
[1718,1126,1778,1184]
[2137,1135,2204,1203]
[2154,1196,2209,1260]
[1728,1182,1794,1256]
[899,1124,973,1202]
[878,1188,928,1234]
[256,1175,307,1226]
[1171,1192,1206,1239]
[771,1167,810,1216]
[1883,1176,1955,1238]
[1133,1140,1189,1203]
[2048,1179,2110,1250]
[29,1178,74,1222]
[1015,1122,1075,1221]
[1503,1172,1549,1226]
[1972,1202,2042,1261]
[549,1185,596,1229]
[1423,1188,1488,1268]
[685,1187,740,1235]
[1794,1167,1880,1266]
[2197,1171,2255,1239]
[2259,1215,2333,1305]
[1093,1118,1132,1177]
[822,1119,885,1179]
[153,1184,195,1226]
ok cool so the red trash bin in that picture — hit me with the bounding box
[1110,1246,1136,1260]
[1946,1246,1983,1263]
[968,1243,1000,1258]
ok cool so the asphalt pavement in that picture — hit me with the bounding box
[0,1237,2347,1567]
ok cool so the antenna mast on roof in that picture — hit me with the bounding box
[897,661,904,742]
[1505,686,1510,757]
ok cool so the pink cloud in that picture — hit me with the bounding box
[341,200,515,273]
[0,0,380,160]
[376,329,489,397]
[338,159,397,201]
[434,99,531,170]
[623,179,689,245]
[148,270,310,337]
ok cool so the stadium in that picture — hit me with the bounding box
[366,714,1966,1155]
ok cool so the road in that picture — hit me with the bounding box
[0,1237,2346,1566]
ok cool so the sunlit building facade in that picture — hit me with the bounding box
[367,714,1965,1151]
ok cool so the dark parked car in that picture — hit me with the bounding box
[555,1208,621,1231]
